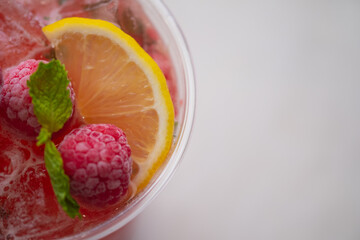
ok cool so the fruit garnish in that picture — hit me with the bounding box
[42,17,175,192]
[0,59,76,137]
[58,124,132,207]
[0,59,45,135]
[27,59,81,218]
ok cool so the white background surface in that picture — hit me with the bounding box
[105,0,360,239]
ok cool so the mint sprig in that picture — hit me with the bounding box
[44,141,80,218]
[28,59,81,219]
[28,60,73,134]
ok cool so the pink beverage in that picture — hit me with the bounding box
[0,0,186,239]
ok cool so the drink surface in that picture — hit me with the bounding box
[0,0,178,238]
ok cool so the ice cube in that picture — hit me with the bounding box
[0,1,50,69]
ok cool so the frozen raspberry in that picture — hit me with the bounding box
[0,59,44,135]
[58,124,132,207]
[0,59,75,136]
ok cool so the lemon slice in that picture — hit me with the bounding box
[42,17,175,192]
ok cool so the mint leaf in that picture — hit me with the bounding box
[37,128,52,146]
[27,59,81,219]
[27,60,72,134]
[44,141,81,218]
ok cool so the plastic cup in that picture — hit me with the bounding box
[61,0,195,239]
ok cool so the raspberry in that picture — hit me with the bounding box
[0,59,75,136]
[0,59,43,135]
[58,124,132,207]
